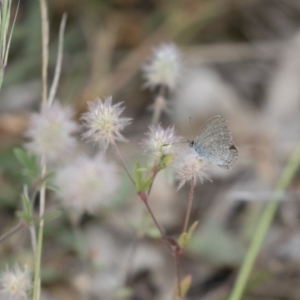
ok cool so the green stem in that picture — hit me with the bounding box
[0,69,3,92]
[32,186,45,300]
[183,176,195,233]
[228,140,300,300]
[33,158,46,300]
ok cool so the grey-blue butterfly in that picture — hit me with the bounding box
[189,116,238,169]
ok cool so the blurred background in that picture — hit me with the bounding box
[1,0,300,299]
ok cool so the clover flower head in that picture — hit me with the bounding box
[81,96,132,152]
[143,43,181,90]
[25,102,78,163]
[0,264,31,300]
[54,154,119,214]
[142,124,181,161]
[173,150,209,190]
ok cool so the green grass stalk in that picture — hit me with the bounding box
[32,160,46,300]
[0,0,17,92]
[228,139,300,300]
[32,0,49,298]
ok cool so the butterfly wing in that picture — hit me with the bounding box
[192,116,238,169]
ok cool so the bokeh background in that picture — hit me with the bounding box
[1,0,300,299]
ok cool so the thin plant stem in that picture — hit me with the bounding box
[24,184,37,255]
[152,85,166,125]
[33,2,49,297]
[111,142,135,185]
[33,156,47,300]
[147,167,158,196]
[144,197,183,266]
[0,0,18,92]
[111,142,172,251]
[124,167,158,283]
[174,256,182,300]
[39,0,49,104]
[143,200,167,241]
[183,176,195,233]
[29,225,37,257]
[0,220,26,243]
[228,139,300,300]
[112,142,181,296]
[48,13,67,106]
[0,0,20,89]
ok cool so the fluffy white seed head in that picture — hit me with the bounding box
[54,154,120,214]
[81,96,132,152]
[173,150,209,189]
[25,102,78,163]
[0,264,31,300]
[142,124,181,162]
[143,43,181,90]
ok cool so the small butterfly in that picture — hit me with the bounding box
[188,116,238,169]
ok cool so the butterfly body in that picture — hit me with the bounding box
[189,116,238,169]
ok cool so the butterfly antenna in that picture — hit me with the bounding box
[162,141,188,147]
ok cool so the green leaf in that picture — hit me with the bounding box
[13,147,31,168]
[187,221,199,242]
[178,232,188,249]
[180,275,192,297]
[13,147,39,179]
[145,227,160,239]
[173,275,192,299]
[140,176,153,193]
[21,193,31,215]
[178,221,199,249]
[134,162,154,193]
[158,154,174,171]
[16,191,33,223]
[134,162,142,192]
[137,167,149,172]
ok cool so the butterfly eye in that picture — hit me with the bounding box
[230,145,237,151]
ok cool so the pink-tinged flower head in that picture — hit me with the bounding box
[25,102,78,163]
[142,124,181,161]
[143,43,181,90]
[81,96,132,152]
[54,154,119,214]
[173,150,210,189]
[0,264,31,300]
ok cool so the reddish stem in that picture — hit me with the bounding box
[112,142,183,297]
[147,165,158,196]
[111,142,135,185]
